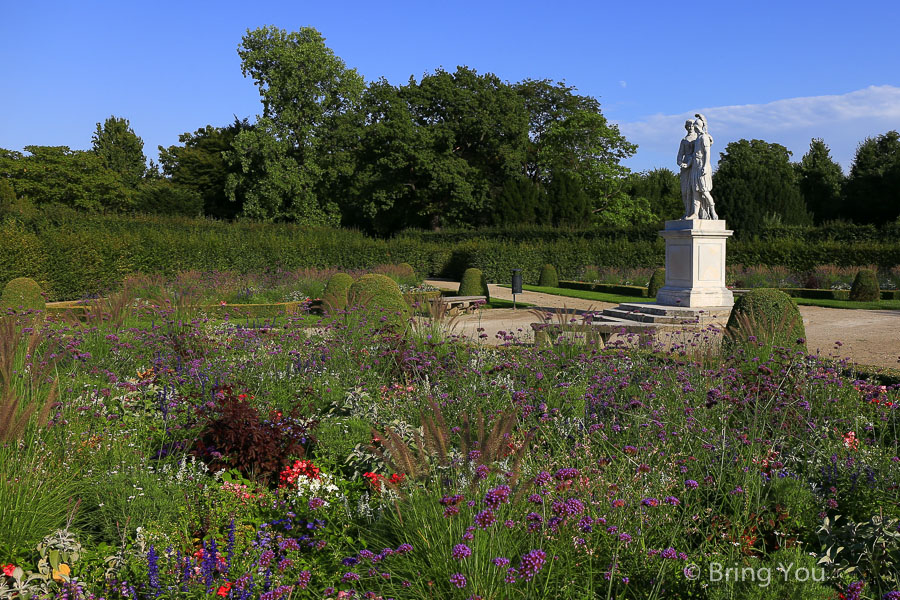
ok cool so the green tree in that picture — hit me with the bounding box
[843,130,900,224]
[546,172,590,226]
[796,138,845,224]
[515,79,636,208]
[227,26,364,223]
[0,146,133,212]
[342,68,529,232]
[91,116,146,188]
[159,120,248,219]
[713,139,812,234]
[492,176,546,225]
[622,168,683,223]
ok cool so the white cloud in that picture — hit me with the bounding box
[618,80,627,88]
[616,85,900,173]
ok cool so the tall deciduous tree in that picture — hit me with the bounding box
[515,79,636,207]
[796,138,845,224]
[159,120,249,219]
[0,146,133,212]
[843,130,900,224]
[713,139,812,234]
[623,168,683,223]
[227,26,364,223]
[91,116,146,188]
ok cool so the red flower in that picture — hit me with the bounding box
[217,581,232,597]
[2,564,15,577]
[389,473,405,485]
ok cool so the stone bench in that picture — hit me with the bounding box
[530,322,660,348]
[439,295,487,315]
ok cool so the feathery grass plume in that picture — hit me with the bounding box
[0,316,58,443]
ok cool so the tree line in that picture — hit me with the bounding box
[623,133,900,234]
[1,25,898,236]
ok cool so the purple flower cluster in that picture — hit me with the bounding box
[518,549,547,580]
[452,544,472,560]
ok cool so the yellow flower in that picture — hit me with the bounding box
[52,563,71,583]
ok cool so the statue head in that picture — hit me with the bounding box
[684,119,693,132]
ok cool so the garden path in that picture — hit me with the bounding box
[423,279,900,370]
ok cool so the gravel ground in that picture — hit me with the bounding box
[424,279,900,369]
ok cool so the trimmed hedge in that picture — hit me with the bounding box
[850,269,880,301]
[1,277,45,311]
[778,288,851,301]
[538,264,559,288]
[725,288,806,352]
[348,274,409,327]
[2,211,900,301]
[458,268,490,300]
[322,272,354,312]
[647,268,666,298]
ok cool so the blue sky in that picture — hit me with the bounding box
[2,0,898,173]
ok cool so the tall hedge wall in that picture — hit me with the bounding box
[2,211,899,301]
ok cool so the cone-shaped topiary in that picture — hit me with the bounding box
[1,277,45,311]
[538,264,559,288]
[724,288,806,353]
[322,272,354,312]
[458,268,490,301]
[348,274,409,328]
[396,262,417,286]
[648,268,666,298]
[849,269,880,302]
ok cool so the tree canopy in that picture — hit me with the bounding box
[91,116,146,188]
[844,130,900,224]
[713,139,812,233]
[796,138,845,224]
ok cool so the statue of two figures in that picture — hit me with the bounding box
[677,113,718,220]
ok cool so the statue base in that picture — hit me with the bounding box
[656,219,734,308]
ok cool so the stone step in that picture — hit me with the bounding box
[616,302,732,319]
[600,307,702,325]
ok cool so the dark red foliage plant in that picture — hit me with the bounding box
[192,385,317,485]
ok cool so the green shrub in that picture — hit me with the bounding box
[457,268,490,301]
[348,274,409,327]
[396,262,417,286]
[849,269,880,301]
[1,277,45,311]
[322,272,354,312]
[647,268,666,298]
[314,417,374,477]
[582,266,600,282]
[538,264,559,287]
[725,288,806,353]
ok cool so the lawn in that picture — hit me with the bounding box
[500,283,647,304]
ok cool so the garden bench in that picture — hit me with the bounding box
[439,295,487,315]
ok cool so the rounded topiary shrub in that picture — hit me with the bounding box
[1,277,45,311]
[348,274,409,327]
[648,268,666,298]
[538,264,559,288]
[458,268,490,301]
[396,262,418,286]
[322,272,354,312]
[724,288,806,353]
[849,269,879,302]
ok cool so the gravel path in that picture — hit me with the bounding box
[424,279,900,369]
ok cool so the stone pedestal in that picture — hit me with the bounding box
[656,219,734,308]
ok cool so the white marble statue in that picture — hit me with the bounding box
[677,113,718,220]
[676,119,697,219]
